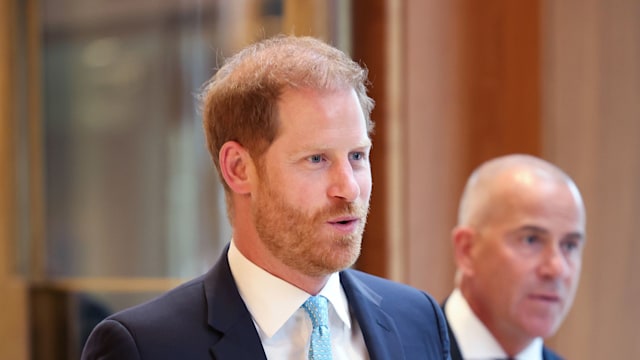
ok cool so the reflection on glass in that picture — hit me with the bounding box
[30,287,165,360]
[13,0,32,277]
[41,1,284,279]
[30,1,363,358]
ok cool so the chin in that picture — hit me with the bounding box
[524,319,562,339]
[329,252,359,271]
[300,249,359,277]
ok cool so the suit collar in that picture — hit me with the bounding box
[542,347,564,360]
[201,247,413,360]
[442,294,558,360]
[227,241,352,337]
[340,270,405,360]
[204,245,268,360]
[441,297,464,360]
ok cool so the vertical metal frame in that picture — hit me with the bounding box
[0,0,32,358]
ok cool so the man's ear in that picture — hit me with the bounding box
[452,226,476,276]
[219,141,255,194]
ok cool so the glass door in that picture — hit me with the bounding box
[6,1,349,358]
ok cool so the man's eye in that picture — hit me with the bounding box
[523,235,540,245]
[350,152,365,161]
[308,154,323,163]
[561,240,579,252]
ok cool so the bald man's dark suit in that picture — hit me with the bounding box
[81,245,450,359]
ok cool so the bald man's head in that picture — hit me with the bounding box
[457,154,585,230]
[451,154,587,355]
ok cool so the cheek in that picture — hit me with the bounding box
[359,178,372,199]
[566,260,582,286]
[475,247,527,286]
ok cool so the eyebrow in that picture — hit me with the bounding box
[298,139,372,153]
[514,225,585,241]
[353,142,373,151]
[515,225,549,234]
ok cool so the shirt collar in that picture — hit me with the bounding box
[227,240,352,338]
[445,288,543,360]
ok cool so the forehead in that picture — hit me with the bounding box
[275,87,370,143]
[486,176,586,233]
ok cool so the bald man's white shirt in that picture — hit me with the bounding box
[445,288,543,360]
[228,240,369,360]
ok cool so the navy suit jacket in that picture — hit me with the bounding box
[441,303,563,360]
[82,247,450,359]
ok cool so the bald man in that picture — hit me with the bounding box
[443,154,586,360]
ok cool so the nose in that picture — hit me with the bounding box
[538,245,571,279]
[327,160,360,202]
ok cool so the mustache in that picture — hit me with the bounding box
[314,201,370,220]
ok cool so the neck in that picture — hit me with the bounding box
[233,237,330,295]
[459,284,535,357]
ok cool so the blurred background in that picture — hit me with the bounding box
[1,0,638,359]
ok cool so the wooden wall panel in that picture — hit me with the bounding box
[403,0,465,299]
[401,0,640,357]
[0,0,18,281]
[542,0,640,358]
[459,0,542,171]
[0,0,30,358]
[352,0,390,278]
[402,0,542,300]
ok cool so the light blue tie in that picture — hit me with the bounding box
[302,295,333,360]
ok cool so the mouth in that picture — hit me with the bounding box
[327,216,360,231]
[329,216,359,225]
[529,293,562,303]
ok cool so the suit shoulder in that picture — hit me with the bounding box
[108,274,207,329]
[341,268,443,315]
[341,269,450,359]
[82,319,140,360]
[82,274,212,359]
[344,269,433,297]
[543,346,564,360]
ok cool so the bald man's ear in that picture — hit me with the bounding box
[452,226,476,276]
[219,141,255,195]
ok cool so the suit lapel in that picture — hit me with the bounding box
[442,297,560,360]
[340,270,405,360]
[542,346,564,360]
[203,245,267,360]
[441,299,463,360]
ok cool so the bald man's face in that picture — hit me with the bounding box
[462,171,586,344]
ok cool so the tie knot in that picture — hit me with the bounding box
[302,295,329,328]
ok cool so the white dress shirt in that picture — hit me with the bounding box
[445,288,543,360]
[228,241,369,360]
